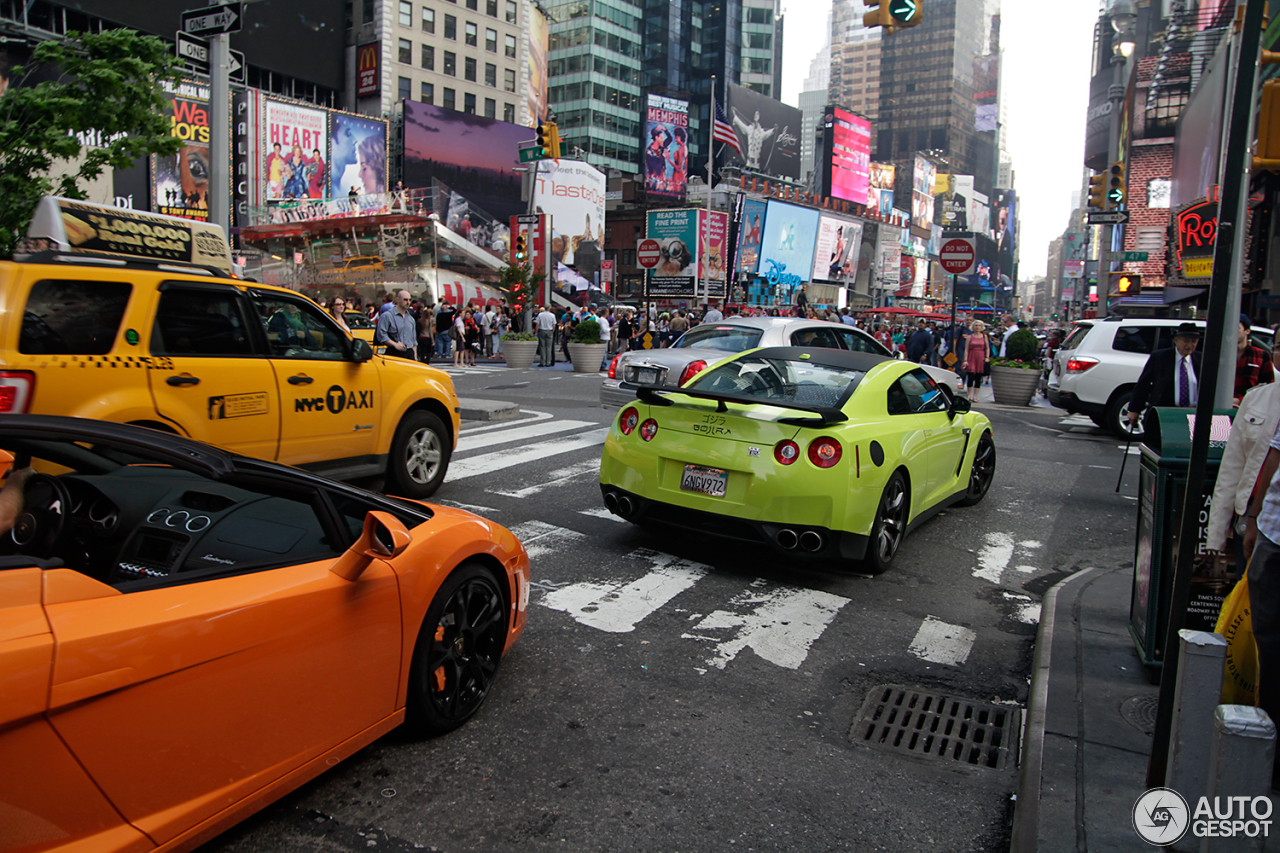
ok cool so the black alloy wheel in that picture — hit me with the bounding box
[866,471,908,574]
[958,433,996,506]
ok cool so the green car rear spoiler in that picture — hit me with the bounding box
[635,385,849,427]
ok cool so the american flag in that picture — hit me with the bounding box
[713,103,742,154]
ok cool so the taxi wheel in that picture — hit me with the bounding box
[957,433,996,507]
[405,563,506,735]
[388,411,450,498]
[865,471,908,575]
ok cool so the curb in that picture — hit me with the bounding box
[457,398,520,422]
[1009,566,1100,853]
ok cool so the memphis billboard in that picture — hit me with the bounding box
[644,94,690,201]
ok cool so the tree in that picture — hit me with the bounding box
[0,29,184,257]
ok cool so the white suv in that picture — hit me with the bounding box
[1046,317,1273,440]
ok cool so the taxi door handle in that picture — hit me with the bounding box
[166,374,200,387]
[288,375,314,385]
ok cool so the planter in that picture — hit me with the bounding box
[567,342,608,374]
[990,364,1040,406]
[503,340,538,369]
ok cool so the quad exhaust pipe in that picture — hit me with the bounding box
[799,530,825,552]
[604,492,619,513]
[617,496,635,518]
[776,529,798,550]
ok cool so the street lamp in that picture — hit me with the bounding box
[1110,0,1137,58]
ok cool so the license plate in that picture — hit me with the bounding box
[680,464,727,497]
[635,367,658,385]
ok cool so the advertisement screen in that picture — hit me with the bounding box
[263,99,329,202]
[758,201,820,284]
[737,199,768,274]
[152,80,210,222]
[645,94,690,200]
[912,155,936,231]
[646,208,700,298]
[993,189,1017,282]
[721,82,803,180]
[402,100,525,222]
[330,113,387,198]
[869,163,895,217]
[699,210,729,291]
[826,108,871,205]
[532,158,606,281]
[526,7,549,125]
[934,173,973,231]
[811,216,863,283]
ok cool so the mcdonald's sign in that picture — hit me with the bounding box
[356,42,380,98]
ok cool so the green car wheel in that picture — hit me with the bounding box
[958,432,995,507]
[866,471,908,574]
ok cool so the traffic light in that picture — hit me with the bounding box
[536,123,551,158]
[1088,171,1108,210]
[863,0,896,32]
[1256,80,1280,170]
[1107,161,1126,207]
[514,233,527,263]
[864,0,922,31]
[1111,271,1142,296]
[548,121,562,159]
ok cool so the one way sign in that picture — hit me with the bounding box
[181,2,243,37]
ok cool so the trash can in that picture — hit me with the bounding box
[1130,407,1239,677]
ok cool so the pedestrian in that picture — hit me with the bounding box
[327,296,350,332]
[452,310,466,367]
[669,309,689,341]
[496,306,509,356]
[536,305,557,367]
[998,313,1017,357]
[374,289,417,360]
[1128,322,1203,432]
[1235,314,1275,406]
[703,301,724,323]
[463,307,480,366]
[417,302,434,362]
[960,321,990,401]
[435,300,455,360]
[906,320,933,364]
[480,304,494,357]
[485,304,499,357]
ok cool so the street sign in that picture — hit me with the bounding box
[518,146,545,164]
[1087,210,1130,225]
[1118,251,1149,262]
[939,237,976,275]
[637,238,662,269]
[175,32,244,83]
[182,2,242,37]
[601,259,614,283]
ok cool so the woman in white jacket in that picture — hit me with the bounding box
[1208,334,1280,558]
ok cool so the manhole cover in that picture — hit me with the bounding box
[1120,694,1158,736]
[850,684,1021,771]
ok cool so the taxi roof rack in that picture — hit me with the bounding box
[15,248,226,278]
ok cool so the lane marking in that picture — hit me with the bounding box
[447,428,609,480]
[909,616,976,666]
[460,409,553,435]
[459,419,596,452]
[1003,592,1042,624]
[492,459,599,498]
[540,549,710,633]
[434,500,498,514]
[974,532,1015,584]
[579,507,627,522]
[509,520,588,560]
[682,587,848,670]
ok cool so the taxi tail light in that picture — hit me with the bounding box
[640,418,658,441]
[679,360,708,386]
[808,437,843,468]
[608,353,623,379]
[0,372,35,414]
[620,406,639,435]
[775,439,800,465]
[1066,357,1099,374]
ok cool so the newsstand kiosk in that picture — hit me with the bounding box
[1130,407,1238,679]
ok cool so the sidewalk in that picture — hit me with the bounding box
[1011,564,1163,852]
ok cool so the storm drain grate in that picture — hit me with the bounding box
[850,684,1021,771]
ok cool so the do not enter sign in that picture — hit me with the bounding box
[940,237,976,276]
[637,238,662,269]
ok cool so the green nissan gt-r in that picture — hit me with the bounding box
[598,347,996,572]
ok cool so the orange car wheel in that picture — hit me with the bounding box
[405,563,507,735]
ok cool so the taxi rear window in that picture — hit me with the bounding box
[20,280,132,355]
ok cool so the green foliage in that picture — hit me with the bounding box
[498,261,544,312]
[502,331,538,341]
[0,29,184,258]
[1004,327,1040,364]
[571,317,602,343]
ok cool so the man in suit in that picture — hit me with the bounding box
[1128,322,1203,430]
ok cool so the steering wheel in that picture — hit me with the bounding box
[4,474,72,559]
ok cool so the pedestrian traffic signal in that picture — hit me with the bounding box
[1088,171,1108,210]
[1111,271,1141,296]
[514,233,527,262]
[1107,161,1126,206]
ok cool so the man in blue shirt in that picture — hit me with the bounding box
[376,289,417,360]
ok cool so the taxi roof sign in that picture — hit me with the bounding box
[17,197,233,278]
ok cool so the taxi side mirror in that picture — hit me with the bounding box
[330,511,412,581]
[351,338,374,362]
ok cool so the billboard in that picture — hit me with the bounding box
[758,201,820,285]
[993,189,1017,282]
[152,80,211,222]
[532,158,606,281]
[911,155,936,231]
[737,199,768,274]
[869,163,895,216]
[934,174,973,231]
[822,107,871,205]
[811,216,863,283]
[699,210,729,286]
[356,43,380,98]
[645,94,690,200]
[263,99,329,201]
[402,100,525,222]
[330,113,388,198]
[645,208,700,297]
[721,81,803,180]
[526,7,549,125]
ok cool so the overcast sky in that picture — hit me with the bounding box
[781,0,1101,279]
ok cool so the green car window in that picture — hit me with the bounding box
[689,355,864,407]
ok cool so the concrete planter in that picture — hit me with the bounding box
[503,340,538,369]
[567,342,608,374]
[990,364,1041,406]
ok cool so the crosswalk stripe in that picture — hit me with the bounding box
[493,460,599,498]
[908,616,976,666]
[541,549,710,633]
[459,419,596,452]
[683,587,848,670]
[447,428,609,480]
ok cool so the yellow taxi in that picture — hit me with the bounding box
[0,197,459,497]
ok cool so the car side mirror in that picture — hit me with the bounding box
[896,351,905,360]
[330,511,412,581]
[950,395,971,417]
[351,338,374,362]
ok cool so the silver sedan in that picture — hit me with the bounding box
[600,316,957,407]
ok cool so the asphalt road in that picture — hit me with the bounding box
[199,362,1139,853]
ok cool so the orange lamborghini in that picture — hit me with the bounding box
[0,416,529,853]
